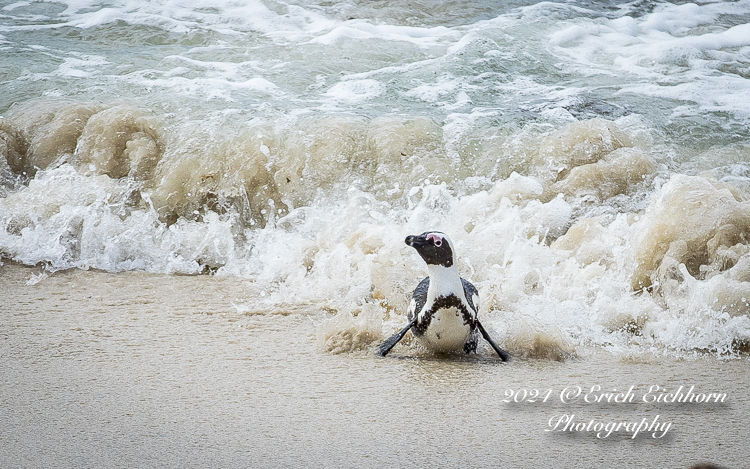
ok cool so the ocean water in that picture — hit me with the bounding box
[3,0,750,357]
[1,0,750,465]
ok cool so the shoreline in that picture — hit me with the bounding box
[1,263,747,467]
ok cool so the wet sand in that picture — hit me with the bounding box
[1,263,746,468]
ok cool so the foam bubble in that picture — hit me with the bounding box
[489,172,544,204]
[308,21,459,47]
[324,79,384,103]
[553,216,622,267]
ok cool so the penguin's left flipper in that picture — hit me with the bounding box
[378,317,417,357]
[476,320,510,362]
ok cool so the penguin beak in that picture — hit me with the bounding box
[405,234,427,248]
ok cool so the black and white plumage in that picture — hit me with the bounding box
[378,231,510,360]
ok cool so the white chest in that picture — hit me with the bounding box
[417,305,471,352]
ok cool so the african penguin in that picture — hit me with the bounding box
[378,231,510,360]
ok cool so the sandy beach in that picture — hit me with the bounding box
[1,263,746,468]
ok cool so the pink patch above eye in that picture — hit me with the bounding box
[426,234,442,247]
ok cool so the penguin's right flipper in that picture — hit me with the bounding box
[378,318,417,357]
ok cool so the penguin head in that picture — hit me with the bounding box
[405,231,454,268]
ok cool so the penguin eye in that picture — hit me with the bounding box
[426,233,442,247]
